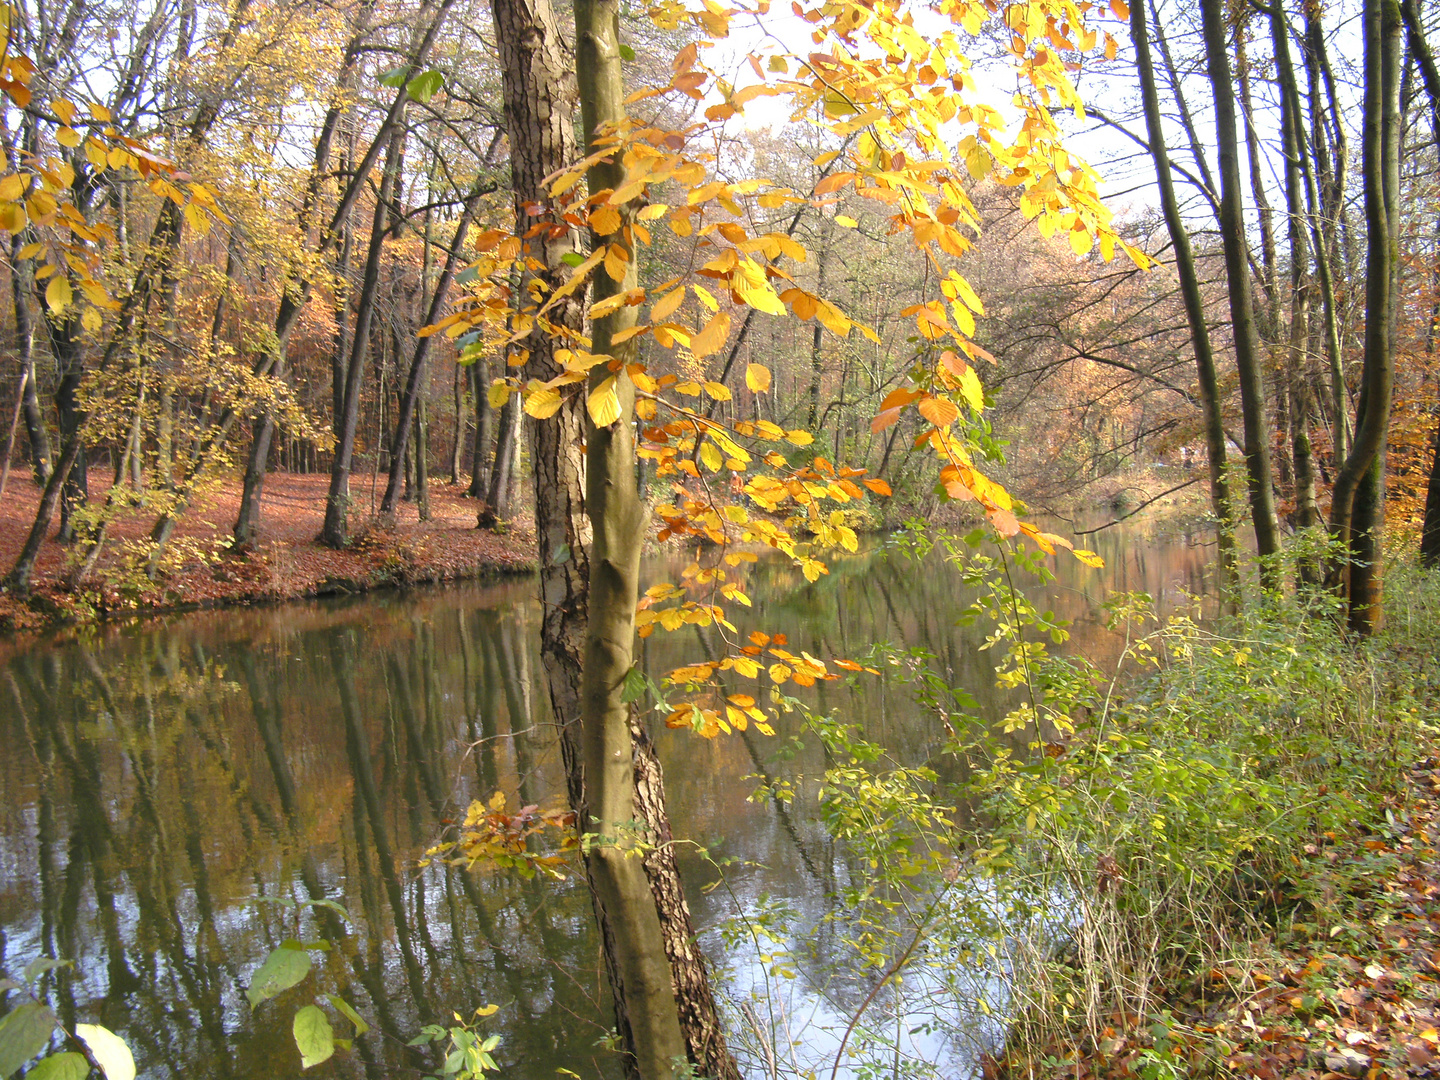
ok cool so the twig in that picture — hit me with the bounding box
[1072,478,1203,536]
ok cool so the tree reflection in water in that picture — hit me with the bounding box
[0,523,1213,1079]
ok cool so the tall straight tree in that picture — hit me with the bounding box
[1129,0,1238,593]
[1199,0,1282,583]
[490,0,737,1072]
[1330,0,1402,631]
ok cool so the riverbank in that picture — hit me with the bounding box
[0,472,536,634]
[982,560,1440,1080]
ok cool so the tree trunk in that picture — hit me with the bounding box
[380,183,485,516]
[1422,417,1440,568]
[10,235,51,485]
[1332,0,1402,633]
[322,126,406,548]
[468,358,492,497]
[477,390,519,528]
[1199,0,1283,583]
[1131,0,1238,592]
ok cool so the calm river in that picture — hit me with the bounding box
[0,516,1214,1079]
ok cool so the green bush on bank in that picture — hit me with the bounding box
[961,549,1440,1064]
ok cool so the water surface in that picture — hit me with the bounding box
[0,516,1215,1079]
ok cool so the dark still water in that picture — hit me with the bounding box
[0,518,1214,1079]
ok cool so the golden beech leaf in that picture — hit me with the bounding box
[1074,549,1105,569]
[81,306,102,333]
[1110,0,1130,19]
[699,441,723,472]
[590,206,622,235]
[587,375,621,427]
[56,127,81,148]
[0,174,25,201]
[690,310,730,358]
[44,274,71,312]
[524,385,563,419]
[651,286,685,322]
[487,381,512,408]
[959,367,985,413]
[603,243,628,282]
[863,478,892,496]
[704,381,731,401]
[918,396,959,428]
[745,363,771,393]
[785,429,814,447]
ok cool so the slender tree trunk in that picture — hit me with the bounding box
[1130,0,1238,592]
[449,363,465,485]
[468,359,492,497]
[1269,2,1320,544]
[478,392,519,527]
[380,184,484,515]
[574,0,700,1075]
[0,367,29,497]
[1200,0,1283,583]
[1422,417,1440,568]
[322,127,406,547]
[1332,0,1402,633]
[10,235,51,484]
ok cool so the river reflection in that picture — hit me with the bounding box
[0,518,1214,1079]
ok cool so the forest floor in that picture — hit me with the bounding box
[0,471,536,633]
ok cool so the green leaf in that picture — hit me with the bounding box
[379,66,409,88]
[326,995,370,1036]
[560,252,585,268]
[22,959,68,983]
[25,1052,89,1080]
[304,898,350,920]
[0,1004,56,1077]
[551,543,571,566]
[618,43,636,61]
[456,266,479,285]
[292,1006,335,1069]
[246,947,312,1008]
[620,666,647,704]
[74,1024,134,1080]
[406,69,444,103]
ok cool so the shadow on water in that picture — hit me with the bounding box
[0,517,1215,1079]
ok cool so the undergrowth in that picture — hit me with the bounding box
[717,531,1440,1078]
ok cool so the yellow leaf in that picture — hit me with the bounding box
[690,310,730,358]
[814,299,850,337]
[56,127,81,148]
[704,381,731,401]
[651,286,684,322]
[0,174,25,200]
[918,396,958,427]
[959,367,985,413]
[475,1004,499,1018]
[834,214,858,228]
[17,241,42,259]
[51,99,75,126]
[1069,224,1092,257]
[745,363,771,393]
[81,306,102,333]
[603,243,628,282]
[785,429,813,446]
[699,441,723,472]
[588,375,621,427]
[85,139,107,169]
[590,205,621,235]
[488,381,512,408]
[525,385,563,419]
[89,101,111,122]
[1074,549,1105,569]
[45,274,72,312]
